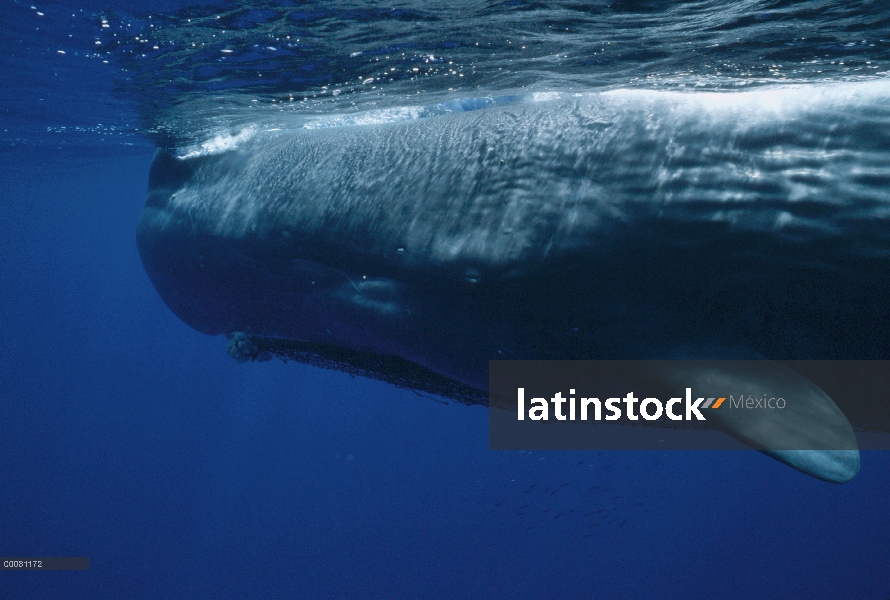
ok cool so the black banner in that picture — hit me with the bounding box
[489,360,890,450]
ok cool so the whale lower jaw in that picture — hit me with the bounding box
[229,334,862,484]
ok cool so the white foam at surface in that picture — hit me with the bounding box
[177,126,257,159]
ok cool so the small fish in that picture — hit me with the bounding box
[619,520,628,527]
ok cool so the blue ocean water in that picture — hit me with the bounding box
[2,0,890,598]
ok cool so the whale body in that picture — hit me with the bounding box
[137,84,890,483]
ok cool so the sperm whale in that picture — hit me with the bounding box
[137,83,890,482]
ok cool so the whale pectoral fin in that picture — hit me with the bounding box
[655,346,860,483]
[762,449,860,484]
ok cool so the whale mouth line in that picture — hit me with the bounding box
[227,332,488,406]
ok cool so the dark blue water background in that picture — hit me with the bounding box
[2,0,890,597]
